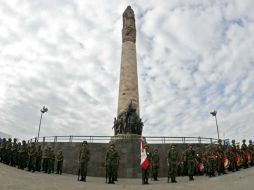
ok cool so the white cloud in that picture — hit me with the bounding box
[0,0,253,143]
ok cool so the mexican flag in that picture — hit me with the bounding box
[140,137,149,169]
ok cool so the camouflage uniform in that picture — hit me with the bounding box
[19,140,28,169]
[56,151,64,175]
[0,138,6,163]
[151,149,160,181]
[248,140,254,166]
[43,146,51,173]
[216,140,226,175]
[36,145,42,171]
[141,144,151,185]
[17,142,21,168]
[167,144,178,183]
[5,138,12,165]
[185,144,196,181]
[241,139,248,168]
[28,143,36,172]
[79,141,90,181]
[11,138,18,167]
[105,143,119,184]
[207,145,216,177]
[50,149,55,173]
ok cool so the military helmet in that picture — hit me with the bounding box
[110,143,115,147]
[232,139,235,143]
[82,141,88,145]
[242,139,246,142]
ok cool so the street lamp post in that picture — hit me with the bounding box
[210,110,220,141]
[37,106,48,142]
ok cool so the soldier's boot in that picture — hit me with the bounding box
[174,177,177,183]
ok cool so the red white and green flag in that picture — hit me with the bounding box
[140,137,149,169]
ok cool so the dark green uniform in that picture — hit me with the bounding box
[79,142,90,181]
[0,138,6,163]
[241,140,248,168]
[207,146,216,177]
[5,138,12,165]
[167,145,178,183]
[11,138,18,167]
[19,141,28,169]
[185,144,196,181]
[50,150,55,173]
[36,145,42,171]
[17,142,21,168]
[28,143,36,172]
[105,144,119,184]
[56,151,64,174]
[43,146,52,173]
[151,149,160,181]
[216,140,226,175]
[141,145,151,185]
[248,140,254,166]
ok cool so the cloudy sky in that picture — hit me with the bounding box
[0,0,253,142]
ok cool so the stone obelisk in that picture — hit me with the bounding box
[117,6,139,116]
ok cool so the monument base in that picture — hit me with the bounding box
[110,134,142,178]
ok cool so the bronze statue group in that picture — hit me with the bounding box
[0,138,64,175]
[1,137,254,185]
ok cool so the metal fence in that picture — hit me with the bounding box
[29,135,218,144]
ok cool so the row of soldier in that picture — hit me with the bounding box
[146,139,254,184]
[0,138,64,175]
[1,138,254,185]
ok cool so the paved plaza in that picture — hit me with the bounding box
[1,163,254,190]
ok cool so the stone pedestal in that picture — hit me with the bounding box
[110,135,142,178]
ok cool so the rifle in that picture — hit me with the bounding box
[105,165,108,183]
[77,163,80,181]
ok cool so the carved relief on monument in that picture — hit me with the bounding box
[122,6,136,43]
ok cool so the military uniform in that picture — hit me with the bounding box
[241,139,248,168]
[141,144,151,185]
[207,145,216,177]
[36,145,42,171]
[216,140,226,175]
[17,142,21,168]
[79,141,90,181]
[19,141,28,169]
[0,138,6,163]
[5,138,12,165]
[167,144,178,183]
[248,140,254,166]
[28,143,36,172]
[56,151,64,175]
[43,146,51,173]
[185,144,196,181]
[228,140,238,172]
[11,139,18,167]
[151,149,160,181]
[50,149,55,173]
[105,143,119,184]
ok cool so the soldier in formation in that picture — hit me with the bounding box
[56,150,64,175]
[151,148,160,181]
[0,138,61,176]
[79,141,90,182]
[141,144,151,185]
[167,144,178,183]
[105,143,119,184]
